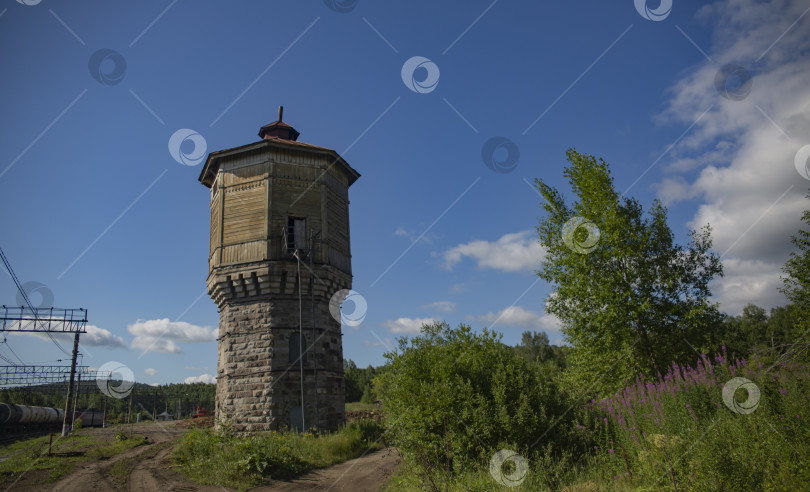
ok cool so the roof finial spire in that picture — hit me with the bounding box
[258,105,299,141]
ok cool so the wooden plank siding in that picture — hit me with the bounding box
[207,148,355,275]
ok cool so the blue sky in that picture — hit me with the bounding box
[1,0,808,384]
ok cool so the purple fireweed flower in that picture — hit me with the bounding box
[780,388,788,395]
[609,449,614,454]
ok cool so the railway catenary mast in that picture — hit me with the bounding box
[199,107,359,433]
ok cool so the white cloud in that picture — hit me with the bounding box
[440,230,545,273]
[654,0,810,314]
[12,324,125,349]
[128,318,217,354]
[421,301,456,313]
[363,338,394,349]
[395,226,436,245]
[184,374,216,384]
[652,177,699,205]
[475,306,562,332]
[711,258,788,315]
[144,368,158,376]
[381,317,437,334]
[82,325,127,348]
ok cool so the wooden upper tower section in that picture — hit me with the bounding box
[198,107,360,282]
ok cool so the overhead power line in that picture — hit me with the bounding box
[0,245,70,355]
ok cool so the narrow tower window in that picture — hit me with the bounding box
[289,333,307,364]
[287,217,307,251]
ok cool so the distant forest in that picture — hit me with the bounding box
[0,381,215,422]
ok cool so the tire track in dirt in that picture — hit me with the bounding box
[48,423,187,492]
[257,448,401,492]
[41,423,400,491]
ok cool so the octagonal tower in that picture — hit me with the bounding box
[198,107,359,432]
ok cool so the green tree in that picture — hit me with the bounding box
[512,331,569,377]
[535,149,723,394]
[343,359,382,403]
[514,330,552,363]
[781,193,810,334]
[722,304,768,358]
[720,304,802,360]
[767,304,801,350]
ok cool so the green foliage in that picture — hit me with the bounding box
[512,330,569,377]
[173,419,384,491]
[375,321,585,489]
[344,359,383,403]
[535,149,724,395]
[722,304,802,361]
[580,354,810,491]
[781,193,810,340]
[360,386,375,404]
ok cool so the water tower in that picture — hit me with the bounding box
[198,107,359,432]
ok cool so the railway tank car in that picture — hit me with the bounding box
[0,403,64,426]
[75,409,105,427]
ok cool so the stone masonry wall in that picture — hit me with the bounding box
[210,262,349,433]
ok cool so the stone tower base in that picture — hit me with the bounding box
[210,263,347,433]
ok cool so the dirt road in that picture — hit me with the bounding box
[6,422,400,491]
[257,448,401,492]
[46,422,223,492]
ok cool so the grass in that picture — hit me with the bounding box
[173,419,385,491]
[0,429,148,485]
[106,456,137,489]
[346,401,378,412]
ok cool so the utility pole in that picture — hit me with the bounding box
[127,391,133,424]
[61,333,80,436]
[71,372,81,430]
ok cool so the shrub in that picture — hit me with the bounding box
[375,322,586,488]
